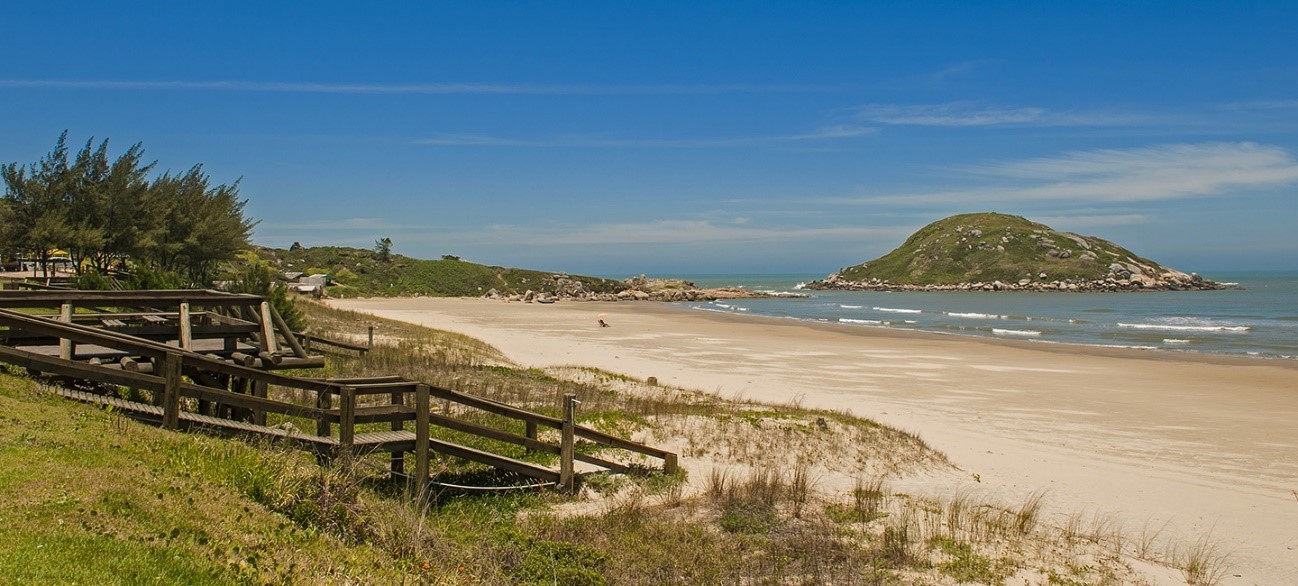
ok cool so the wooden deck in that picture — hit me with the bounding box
[1,288,674,493]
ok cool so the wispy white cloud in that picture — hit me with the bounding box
[0,78,834,95]
[783,125,877,140]
[837,142,1298,206]
[1219,99,1298,111]
[923,60,996,84]
[411,125,874,148]
[412,133,528,146]
[852,101,1148,127]
[854,102,1046,126]
[1030,214,1150,229]
[467,220,907,247]
[257,217,428,231]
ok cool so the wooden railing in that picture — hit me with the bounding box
[0,304,677,493]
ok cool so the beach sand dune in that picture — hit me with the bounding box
[332,297,1298,584]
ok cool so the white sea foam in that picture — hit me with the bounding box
[793,282,808,290]
[839,304,864,309]
[1118,323,1251,333]
[840,318,886,325]
[1163,338,1192,344]
[993,328,1042,337]
[946,312,1006,319]
[874,306,921,314]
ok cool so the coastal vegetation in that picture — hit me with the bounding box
[810,212,1223,292]
[0,299,1224,584]
[1,132,255,285]
[254,244,624,299]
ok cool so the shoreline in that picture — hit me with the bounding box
[330,296,1298,584]
[667,300,1298,369]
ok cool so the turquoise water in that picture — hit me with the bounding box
[661,272,1298,360]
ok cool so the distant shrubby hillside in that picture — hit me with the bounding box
[254,245,623,298]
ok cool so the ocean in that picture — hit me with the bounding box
[664,271,1298,360]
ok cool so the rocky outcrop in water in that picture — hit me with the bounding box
[807,212,1236,292]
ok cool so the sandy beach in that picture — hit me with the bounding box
[332,297,1298,584]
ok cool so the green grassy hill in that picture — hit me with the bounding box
[253,246,623,298]
[0,373,413,584]
[835,212,1169,285]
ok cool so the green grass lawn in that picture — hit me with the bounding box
[0,373,410,585]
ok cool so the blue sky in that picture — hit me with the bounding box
[3,2,1297,276]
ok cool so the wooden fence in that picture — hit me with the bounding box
[0,291,676,493]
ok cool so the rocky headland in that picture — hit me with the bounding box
[806,212,1237,293]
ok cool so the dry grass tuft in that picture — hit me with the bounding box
[1176,534,1231,586]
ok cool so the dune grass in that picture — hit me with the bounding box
[0,298,1231,584]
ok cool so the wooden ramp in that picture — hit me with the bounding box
[0,291,674,492]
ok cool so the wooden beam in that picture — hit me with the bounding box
[259,301,279,354]
[338,386,356,460]
[0,289,266,308]
[414,384,430,497]
[59,302,73,360]
[561,394,577,493]
[316,389,333,437]
[268,303,309,358]
[389,389,405,481]
[162,352,182,430]
[178,302,192,351]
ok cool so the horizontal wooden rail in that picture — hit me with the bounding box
[0,295,678,483]
[299,333,370,353]
[0,308,338,394]
[0,289,266,308]
[428,385,676,464]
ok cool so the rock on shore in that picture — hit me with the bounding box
[806,269,1236,293]
[484,274,805,303]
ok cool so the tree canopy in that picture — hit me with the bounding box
[1,132,257,284]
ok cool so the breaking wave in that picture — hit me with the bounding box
[993,328,1042,337]
[1118,323,1251,333]
[946,312,1007,319]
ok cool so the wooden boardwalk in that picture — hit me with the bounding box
[0,288,675,492]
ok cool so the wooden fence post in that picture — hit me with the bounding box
[338,386,355,460]
[59,302,73,360]
[162,352,182,430]
[251,379,268,426]
[259,301,279,354]
[560,394,578,493]
[389,388,406,481]
[663,452,679,474]
[178,302,192,351]
[414,384,430,498]
[525,420,538,454]
[316,389,333,437]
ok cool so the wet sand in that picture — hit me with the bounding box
[332,297,1298,584]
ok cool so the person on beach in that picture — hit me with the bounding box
[598,319,609,327]
[598,313,610,327]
